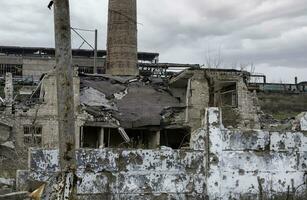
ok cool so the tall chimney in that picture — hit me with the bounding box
[106,0,139,76]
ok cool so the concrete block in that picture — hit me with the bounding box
[29,149,59,172]
[76,148,119,172]
[221,151,298,172]
[270,132,307,152]
[223,130,270,151]
[77,172,109,194]
[114,172,205,194]
[298,151,307,171]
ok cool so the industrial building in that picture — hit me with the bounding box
[0,0,306,199]
[0,45,159,81]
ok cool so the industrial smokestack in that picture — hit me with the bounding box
[106,0,139,76]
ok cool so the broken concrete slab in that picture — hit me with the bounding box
[80,75,183,129]
[1,141,14,149]
[0,191,30,200]
[80,87,116,109]
[81,76,126,98]
[113,85,181,128]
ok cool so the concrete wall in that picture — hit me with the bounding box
[186,71,209,133]
[207,108,306,199]
[237,79,260,129]
[17,147,207,199]
[14,71,82,149]
[0,55,23,65]
[16,108,307,199]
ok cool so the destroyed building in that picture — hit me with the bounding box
[0,66,261,150]
[0,0,307,199]
[0,64,306,199]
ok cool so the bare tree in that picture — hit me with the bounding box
[204,46,223,68]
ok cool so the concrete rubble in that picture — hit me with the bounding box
[80,74,183,129]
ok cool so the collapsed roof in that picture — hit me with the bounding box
[80,74,185,129]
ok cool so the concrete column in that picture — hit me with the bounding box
[53,0,77,198]
[99,128,104,148]
[185,78,192,123]
[4,73,13,114]
[148,131,160,149]
[14,119,24,151]
[188,72,209,132]
[75,124,80,149]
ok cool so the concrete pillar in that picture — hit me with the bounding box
[188,72,209,132]
[53,0,76,170]
[148,131,160,149]
[99,128,104,148]
[79,126,84,148]
[14,119,24,151]
[53,0,77,198]
[185,79,192,123]
[106,0,139,76]
[75,125,80,149]
[4,73,13,114]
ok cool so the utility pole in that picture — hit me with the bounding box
[94,29,98,74]
[53,0,76,199]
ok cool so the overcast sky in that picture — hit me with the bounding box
[0,0,306,83]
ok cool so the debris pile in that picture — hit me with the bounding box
[80,74,184,129]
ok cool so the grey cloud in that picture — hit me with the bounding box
[0,0,306,81]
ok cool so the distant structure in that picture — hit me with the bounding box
[106,0,139,76]
[0,46,158,81]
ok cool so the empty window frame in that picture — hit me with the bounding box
[80,126,101,148]
[104,128,159,149]
[0,64,22,76]
[97,67,104,74]
[77,66,94,74]
[218,82,238,107]
[23,125,42,147]
[160,129,190,149]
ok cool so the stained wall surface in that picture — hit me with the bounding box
[16,108,307,199]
